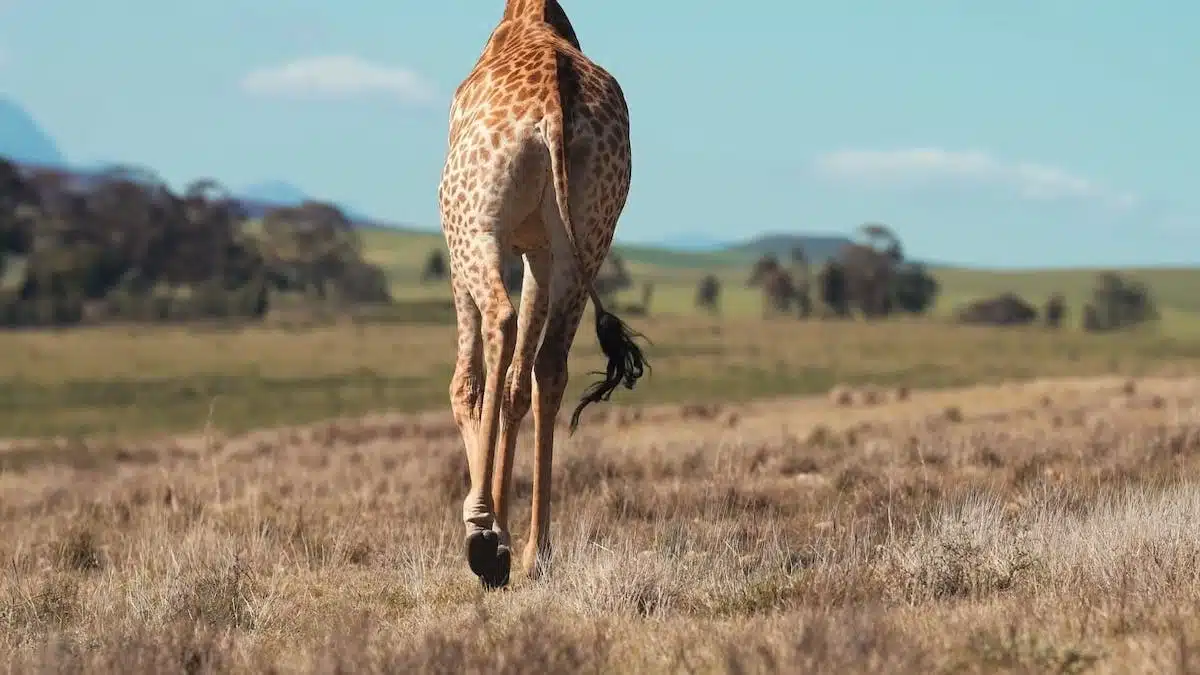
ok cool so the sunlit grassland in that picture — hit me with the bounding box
[4,231,1200,672]
[0,224,1196,440]
[2,315,1199,440]
[362,226,1200,327]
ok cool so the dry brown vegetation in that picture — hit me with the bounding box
[4,375,1200,672]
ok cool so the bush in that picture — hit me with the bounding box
[955,293,1038,326]
[890,263,939,315]
[1083,272,1157,332]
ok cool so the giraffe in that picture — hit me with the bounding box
[437,0,650,590]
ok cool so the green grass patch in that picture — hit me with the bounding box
[356,226,1200,326]
[3,317,1197,440]
[4,224,1199,441]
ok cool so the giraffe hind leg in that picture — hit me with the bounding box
[491,249,551,578]
[523,271,649,577]
[524,281,589,578]
[445,271,504,588]
[452,234,519,590]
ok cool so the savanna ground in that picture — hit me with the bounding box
[4,228,1200,673]
[6,375,1200,672]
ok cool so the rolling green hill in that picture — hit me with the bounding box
[359,225,1200,333]
[358,227,860,270]
[723,233,855,262]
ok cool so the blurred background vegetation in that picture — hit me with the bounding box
[1,153,1193,439]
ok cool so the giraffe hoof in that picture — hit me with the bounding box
[490,545,512,590]
[465,530,511,590]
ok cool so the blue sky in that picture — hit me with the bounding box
[0,1,1196,268]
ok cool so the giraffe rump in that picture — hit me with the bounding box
[570,304,649,433]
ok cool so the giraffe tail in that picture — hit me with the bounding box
[541,107,650,435]
[571,297,650,433]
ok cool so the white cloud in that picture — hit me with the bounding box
[812,148,1138,211]
[239,55,436,104]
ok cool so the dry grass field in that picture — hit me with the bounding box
[4,229,1200,672]
[4,373,1200,673]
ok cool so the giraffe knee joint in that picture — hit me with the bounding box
[504,377,533,419]
[450,374,482,426]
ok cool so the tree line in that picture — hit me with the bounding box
[696,223,1159,332]
[689,223,942,320]
[1,154,1160,333]
[0,156,391,327]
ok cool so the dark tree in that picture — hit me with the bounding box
[858,222,903,263]
[422,249,448,283]
[695,273,721,315]
[1043,292,1066,329]
[261,201,362,299]
[816,260,849,317]
[748,255,801,318]
[0,152,400,327]
[0,157,39,256]
[890,262,940,315]
[839,242,895,319]
[1083,272,1157,332]
[1082,304,1100,332]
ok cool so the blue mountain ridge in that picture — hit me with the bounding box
[0,96,866,256]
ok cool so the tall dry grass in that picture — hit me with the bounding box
[3,375,1200,672]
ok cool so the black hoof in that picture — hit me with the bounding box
[490,545,512,590]
[465,530,511,590]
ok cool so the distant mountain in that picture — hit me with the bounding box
[726,233,856,262]
[612,232,863,269]
[235,179,379,224]
[632,231,862,263]
[649,234,734,252]
[0,97,937,261]
[0,96,392,226]
[238,180,311,206]
[0,97,68,167]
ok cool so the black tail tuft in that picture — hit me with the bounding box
[569,308,650,434]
